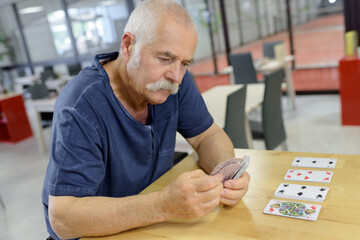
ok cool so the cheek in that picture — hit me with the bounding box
[144,65,167,82]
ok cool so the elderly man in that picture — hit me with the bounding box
[42,0,250,239]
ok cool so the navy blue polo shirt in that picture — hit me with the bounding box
[42,52,213,239]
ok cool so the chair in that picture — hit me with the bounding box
[40,112,54,128]
[263,41,283,59]
[28,81,49,100]
[250,69,287,150]
[67,63,82,76]
[224,86,249,149]
[173,151,188,165]
[41,66,56,81]
[229,52,259,84]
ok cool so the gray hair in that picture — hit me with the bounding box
[122,0,196,52]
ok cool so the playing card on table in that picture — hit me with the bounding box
[263,199,322,221]
[284,169,333,183]
[292,157,337,169]
[274,183,329,202]
[210,156,249,183]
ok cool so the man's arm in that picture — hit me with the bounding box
[49,170,223,239]
[187,122,250,206]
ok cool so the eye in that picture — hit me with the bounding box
[182,62,190,67]
[158,57,172,63]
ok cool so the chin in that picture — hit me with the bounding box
[148,90,171,105]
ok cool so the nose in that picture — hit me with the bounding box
[165,61,183,84]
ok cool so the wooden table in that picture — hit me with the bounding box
[175,84,264,153]
[84,149,360,240]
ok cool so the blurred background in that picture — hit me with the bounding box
[1,0,360,239]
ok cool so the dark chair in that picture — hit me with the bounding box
[17,68,26,77]
[28,82,49,100]
[263,41,283,59]
[229,52,259,84]
[40,112,54,128]
[41,66,57,81]
[224,86,249,149]
[250,69,287,150]
[173,151,188,165]
[67,63,82,76]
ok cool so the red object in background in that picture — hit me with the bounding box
[0,94,33,143]
[339,57,360,125]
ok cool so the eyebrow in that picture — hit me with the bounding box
[161,51,194,65]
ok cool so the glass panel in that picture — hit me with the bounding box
[292,0,344,67]
[275,0,287,32]
[18,0,73,62]
[183,0,213,61]
[208,0,225,55]
[66,0,130,57]
[0,5,28,66]
[240,0,258,43]
[225,0,241,48]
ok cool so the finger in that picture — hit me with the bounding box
[220,197,239,206]
[197,183,223,203]
[189,169,208,178]
[221,185,249,201]
[201,196,221,212]
[181,169,207,179]
[223,171,250,190]
[193,174,223,192]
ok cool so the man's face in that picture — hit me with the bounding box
[126,14,197,105]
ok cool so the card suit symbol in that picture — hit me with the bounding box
[289,170,294,173]
[316,194,323,199]
[295,160,300,163]
[283,184,289,187]
[323,177,330,181]
[297,192,303,196]
[326,172,331,175]
[311,205,316,210]
[279,190,285,194]
[320,187,326,191]
[304,176,309,180]
[308,171,312,174]
[312,161,317,164]
[269,208,274,213]
[297,173,302,176]
[329,161,333,164]
[286,175,291,179]
[301,186,307,189]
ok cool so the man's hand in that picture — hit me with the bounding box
[160,169,223,219]
[220,171,250,206]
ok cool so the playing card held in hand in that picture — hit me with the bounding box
[210,156,249,184]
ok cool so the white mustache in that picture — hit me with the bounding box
[146,80,179,94]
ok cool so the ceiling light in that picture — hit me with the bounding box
[100,0,117,6]
[329,0,336,3]
[19,6,44,15]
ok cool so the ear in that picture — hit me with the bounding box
[121,32,135,62]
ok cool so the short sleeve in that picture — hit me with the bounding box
[47,108,105,197]
[177,71,213,138]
